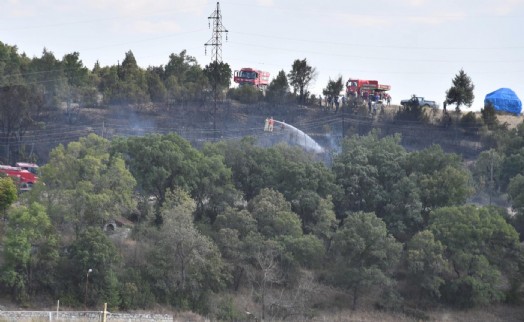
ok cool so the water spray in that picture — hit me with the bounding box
[270,120,324,153]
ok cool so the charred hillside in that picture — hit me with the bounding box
[25,100,509,164]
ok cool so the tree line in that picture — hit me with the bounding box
[0,39,480,164]
[0,123,522,319]
[0,40,327,162]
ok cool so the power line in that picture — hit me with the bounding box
[231,30,524,51]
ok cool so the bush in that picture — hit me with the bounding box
[395,104,429,122]
[481,102,498,130]
[227,86,263,104]
[460,112,482,135]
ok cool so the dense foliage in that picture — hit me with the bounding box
[0,40,523,320]
[0,128,522,320]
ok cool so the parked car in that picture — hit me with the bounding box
[401,95,438,109]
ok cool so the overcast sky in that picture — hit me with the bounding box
[2,0,523,110]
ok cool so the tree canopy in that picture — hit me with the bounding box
[288,58,316,104]
[445,69,475,112]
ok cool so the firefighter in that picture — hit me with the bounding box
[269,117,274,132]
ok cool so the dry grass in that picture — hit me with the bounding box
[312,305,524,322]
[496,113,523,128]
[385,105,523,129]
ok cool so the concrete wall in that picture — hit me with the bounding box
[0,311,173,322]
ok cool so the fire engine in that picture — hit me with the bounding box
[233,68,270,90]
[0,162,39,190]
[346,79,391,99]
[16,162,39,175]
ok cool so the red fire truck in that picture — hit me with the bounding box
[0,162,39,190]
[346,79,391,99]
[233,68,270,90]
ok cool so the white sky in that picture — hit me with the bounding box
[1,0,524,110]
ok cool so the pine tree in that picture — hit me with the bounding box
[445,69,475,112]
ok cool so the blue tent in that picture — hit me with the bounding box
[484,88,522,115]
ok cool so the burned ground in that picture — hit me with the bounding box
[25,100,523,164]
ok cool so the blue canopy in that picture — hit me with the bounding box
[484,88,522,115]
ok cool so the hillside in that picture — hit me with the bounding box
[30,102,523,164]
[1,101,523,322]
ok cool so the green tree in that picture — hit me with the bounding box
[65,227,120,307]
[406,230,449,300]
[62,52,89,87]
[213,138,337,202]
[248,188,302,239]
[144,189,226,310]
[203,61,232,92]
[481,101,499,130]
[61,52,92,121]
[1,202,58,303]
[291,190,338,243]
[145,67,167,103]
[445,69,475,112]
[470,149,503,197]
[0,41,27,86]
[508,174,524,214]
[500,148,524,190]
[405,145,473,210]
[429,205,521,307]
[265,70,289,104]
[40,134,136,233]
[118,50,149,104]
[500,122,524,156]
[96,65,120,103]
[288,58,316,104]
[333,132,406,216]
[212,207,258,290]
[322,76,344,110]
[226,85,262,104]
[164,50,207,103]
[214,207,258,240]
[508,174,524,238]
[114,133,236,223]
[0,176,17,219]
[328,212,402,310]
[165,50,198,83]
[199,144,240,221]
[112,133,199,222]
[27,48,66,109]
[280,234,325,269]
[382,176,423,241]
[0,84,44,163]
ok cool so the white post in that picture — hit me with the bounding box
[102,303,107,322]
[56,300,59,320]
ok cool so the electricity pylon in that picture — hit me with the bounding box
[205,2,228,64]
[204,2,228,139]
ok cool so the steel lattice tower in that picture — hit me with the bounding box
[205,2,228,63]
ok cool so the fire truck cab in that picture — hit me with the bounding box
[233,68,270,90]
[16,162,39,175]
